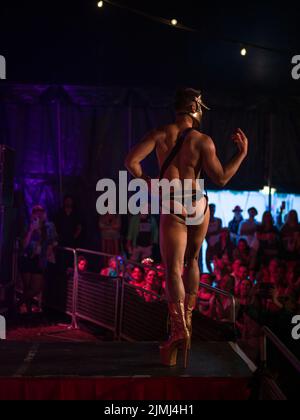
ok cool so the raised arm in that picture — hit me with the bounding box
[125,129,163,179]
[202,128,248,187]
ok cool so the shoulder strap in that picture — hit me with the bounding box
[159,128,194,181]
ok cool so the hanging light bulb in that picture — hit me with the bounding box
[171,19,178,26]
[97,1,104,8]
[241,47,247,57]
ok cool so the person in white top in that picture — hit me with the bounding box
[239,207,259,250]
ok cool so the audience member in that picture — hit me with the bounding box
[127,213,158,262]
[101,257,119,277]
[198,274,215,317]
[280,210,300,260]
[239,207,259,249]
[156,264,166,293]
[229,206,244,244]
[236,279,254,331]
[215,228,235,260]
[231,259,242,285]
[256,211,281,265]
[98,214,122,255]
[19,205,58,313]
[233,239,252,267]
[234,265,249,296]
[144,270,162,301]
[213,275,236,322]
[78,256,88,273]
[141,258,155,273]
[129,266,146,288]
[206,204,223,273]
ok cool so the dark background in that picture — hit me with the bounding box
[1,0,300,92]
[0,0,300,236]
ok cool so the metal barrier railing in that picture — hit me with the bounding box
[261,327,300,373]
[260,327,300,400]
[119,282,168,342]
[47,250,167,341]
[42,247,237,341]
[57,248,123,337]
[198,282,237,326]
[59,247,78,329]
[76,273,120,339]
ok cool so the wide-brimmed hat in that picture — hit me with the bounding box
[248,207,258,216]
[233,206,243,213]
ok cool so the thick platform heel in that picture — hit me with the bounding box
[160,302,190,368]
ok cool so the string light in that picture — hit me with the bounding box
[98,0,291,55]
[241,47,247,57]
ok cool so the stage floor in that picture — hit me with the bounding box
[0,341,255,400]
[0,341,254,377]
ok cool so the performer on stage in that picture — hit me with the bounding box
[125,88,248,368]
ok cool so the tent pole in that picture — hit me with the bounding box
[56,101,63,206]
[268,113,274,212]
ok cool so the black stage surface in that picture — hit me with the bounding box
[0,341,253,378]
[0,341,255,400]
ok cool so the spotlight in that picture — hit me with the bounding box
[97,1,104,8]
[241,47,247,57]
[171,19,178,26]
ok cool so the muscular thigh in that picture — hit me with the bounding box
[186,208,210,260]
[160,214,187,271]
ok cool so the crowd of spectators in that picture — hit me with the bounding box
[204,204,300,334]
[109,203,300,339]
[18,194,300,343]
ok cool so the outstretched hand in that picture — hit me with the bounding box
[231,128,248,157]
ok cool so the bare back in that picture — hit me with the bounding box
[156,124,205,187]
[125,120,247,192]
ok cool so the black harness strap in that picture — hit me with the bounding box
[159,128,210,220]
[159,128,194,181]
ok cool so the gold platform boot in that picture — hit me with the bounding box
[160,302,190,368]
[185,294,198,349]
